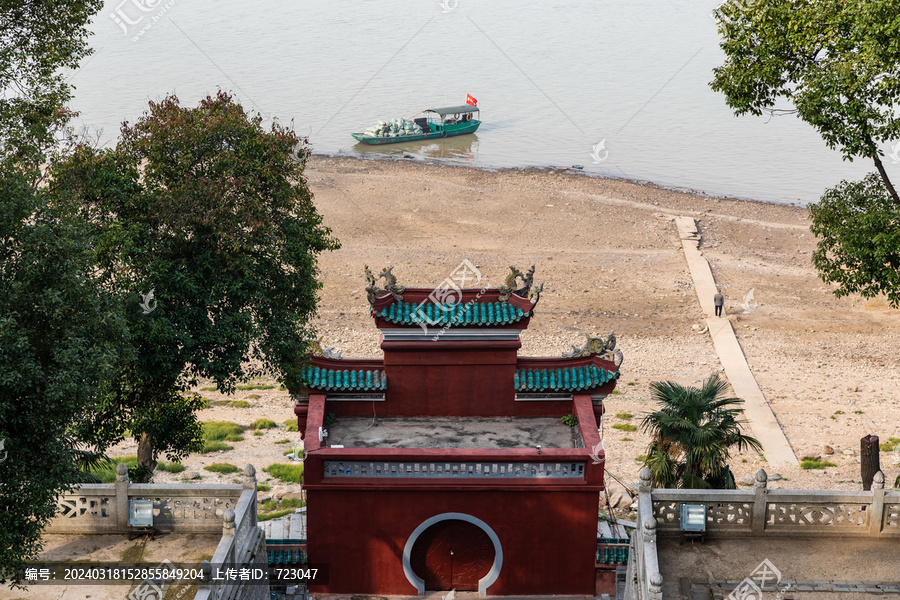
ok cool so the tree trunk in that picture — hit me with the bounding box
[860,434,880,491]
[872,154,900,206]
[136,432,157,483]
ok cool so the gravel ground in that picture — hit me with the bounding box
[106,156,900,514]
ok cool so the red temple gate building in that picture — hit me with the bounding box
[293,267,623,596]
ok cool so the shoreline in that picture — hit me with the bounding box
[311,150,812,209]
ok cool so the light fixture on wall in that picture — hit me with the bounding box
[679,504,706,544]
[128,499,154,528]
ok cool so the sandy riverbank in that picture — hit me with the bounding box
[127,155,900,498]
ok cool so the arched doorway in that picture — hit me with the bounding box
[410,519,494,591]
[403,513,503,596]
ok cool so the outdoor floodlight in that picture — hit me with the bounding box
[680,504,706,543]
[128,499,154,527]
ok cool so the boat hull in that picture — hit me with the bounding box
[352,121,480,145]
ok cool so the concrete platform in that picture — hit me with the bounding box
[658,535,900,600]
[0,532,220,600]
[327,416,577,449]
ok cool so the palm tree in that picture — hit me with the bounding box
[640,373,762,489]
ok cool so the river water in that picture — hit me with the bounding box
[70,0,898,204]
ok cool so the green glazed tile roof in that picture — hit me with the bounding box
[514,364,618,392]
[301,366,386,391]
[377,301,529,326]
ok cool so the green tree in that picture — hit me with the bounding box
[0,165,130,583]
[711,0,900,305]
[54,92,340,480]
[810,173,900,306]
[0,0,103,173]
[640,373,762,489]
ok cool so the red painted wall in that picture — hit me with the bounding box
[306,488,599,596]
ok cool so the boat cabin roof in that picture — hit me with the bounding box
[427,105,480,116]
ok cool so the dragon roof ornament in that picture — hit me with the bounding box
[309,336,342,359]
[365,265,405,303]
[498,265,542,304]
[563,331,624,367]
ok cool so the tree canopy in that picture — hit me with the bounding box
[711,0,900,306]
[0,0,103,174]
[711,0,900,199]
[54,92,340,479]
[0,164,130,583]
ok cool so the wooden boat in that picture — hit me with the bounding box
[352,105,481,145]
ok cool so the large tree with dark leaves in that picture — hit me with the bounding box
[0,165,129,583]
[0,0,116,584]
[55,92,339,480]
[711,0,900,306]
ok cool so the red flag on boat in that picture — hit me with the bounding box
[466,94,477,106]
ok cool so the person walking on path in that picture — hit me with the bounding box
[714,291,724,317]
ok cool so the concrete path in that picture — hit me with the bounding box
[675,217,797,468]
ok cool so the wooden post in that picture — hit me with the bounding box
[861,434,880,491]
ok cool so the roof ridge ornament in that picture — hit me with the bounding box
[498,265,541,303]
[563,331,624,366]
[365,265,406,303]
[310,336,342,359]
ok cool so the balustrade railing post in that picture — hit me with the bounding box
[243,464,258,528]
[870,471,885,536]
[115,462,129,531]
[752,469,768,534]
[222,508,236,538]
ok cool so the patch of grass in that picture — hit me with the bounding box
[236,383,276,391]
[833,410,844,415]
[204,463,239,474]
[853,410,864,414]
[250,419,278,430]
[258,508,296,521]
[620,437,633,442]
[879,437,900,452]
[256,484,271,492]
[263,463,304,484]
[612,423,637,432]
[258,497,306,521]
[196,397,211,409]
[247,394,261,399]
[615,412,633,420]
[610,390,623,395]
[224,434,244,442]
[200,441,233,454]
[211,400,251,408]
[561,414,578,427]
[741,458,748,463]
[283,419,298,432]
[635,454,648,463]
[87,456,138,483]
[157,461,185,474]
[282,448,304,458]
[274,438,290,444]
[200,386,218,392]
[253,431,263,436]
[627,382,636,386]
[202,421,244,441]
[801,459,837,470]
